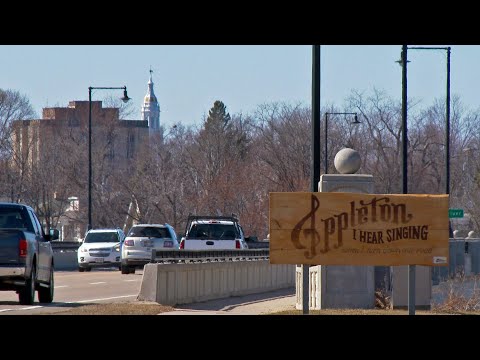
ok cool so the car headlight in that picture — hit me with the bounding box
[80,247,89,253]
[113,244,120,252]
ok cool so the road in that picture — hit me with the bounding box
[0,268,143,315]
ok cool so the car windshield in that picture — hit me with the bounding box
[187,224,237,240]
[84,232,119,243]
[128,226,171,239]
[0,209,32,231]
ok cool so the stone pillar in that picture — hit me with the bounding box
[391,266,432,310]
[315,173,375,309]
[389,179,433,310]
[295,265,320,310]
[296,148,376,310]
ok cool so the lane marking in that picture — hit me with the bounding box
[123,279,140,282]
[55,285,69,288]
[66,294,137,303]
[89,282,107,285]
[0,309,13,313]
[20,306,43,310]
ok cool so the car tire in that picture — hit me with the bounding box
[38,265,54,303]
[78,267,85,272]
[129,266,136,274]
[85,267,92,272]
[121,264,130,274]
[19,265,36,305]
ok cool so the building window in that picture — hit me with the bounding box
[68,197,79,211]
[127,133,135,159]
[68,116,79,127]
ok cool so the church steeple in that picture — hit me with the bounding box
[141,67,160,131]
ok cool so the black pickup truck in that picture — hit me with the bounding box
[0,202,59,305]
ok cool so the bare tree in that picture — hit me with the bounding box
[102,95,136,120]
[0,89,37,202]
[346,89,404,193]
[8,82,480,239]
[252,102,311,192]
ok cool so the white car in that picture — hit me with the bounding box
[121,223,179,274]
[179,215,248,250]
[77,228,125,272]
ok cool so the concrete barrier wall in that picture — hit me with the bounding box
[452,240,466,274]
[470,240,480,274]
[432,239,480,284]
[137,261,295,306]
[432,241,458,284]
[53,251,78,271]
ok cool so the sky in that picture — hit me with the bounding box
[1,45,479,128]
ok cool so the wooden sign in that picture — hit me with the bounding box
[269,192,449,266]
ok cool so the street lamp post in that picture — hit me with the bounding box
[408,46,451,196]
[398,46,451,315]
[88,86,130,231]
[303,45,321,315]
[400,45,408,195]
[399,45,414,315]
[324,112,360,174]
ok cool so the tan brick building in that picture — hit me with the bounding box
[11,100,149,240]
[12,100,148,168]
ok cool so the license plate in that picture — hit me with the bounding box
[143,240,153,247]
[95,258,104,263]
[164,241,173,248]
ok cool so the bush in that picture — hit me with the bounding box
[432,274,480,313]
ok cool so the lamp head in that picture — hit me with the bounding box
[121,88,131,103]
[352,114,361,124]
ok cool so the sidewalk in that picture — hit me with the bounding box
[159,287,296,315]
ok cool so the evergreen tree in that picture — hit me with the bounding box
[204,100,231,133]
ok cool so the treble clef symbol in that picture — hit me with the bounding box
[291,194,321,259]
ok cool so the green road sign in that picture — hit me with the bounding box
[449,209,464,218]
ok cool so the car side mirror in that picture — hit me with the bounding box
[47,228,60,241]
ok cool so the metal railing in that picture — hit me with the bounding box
[51,241,81,252]
[151,249,269,263]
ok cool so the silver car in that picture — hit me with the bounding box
[120,223,179,274]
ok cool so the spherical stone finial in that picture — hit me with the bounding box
[334,148,361,174]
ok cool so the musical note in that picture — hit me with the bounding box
[291,194,323,259]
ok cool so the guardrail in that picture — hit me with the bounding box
[245,241,269,249]
[151,249,269,263]
[51,241,81,252]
